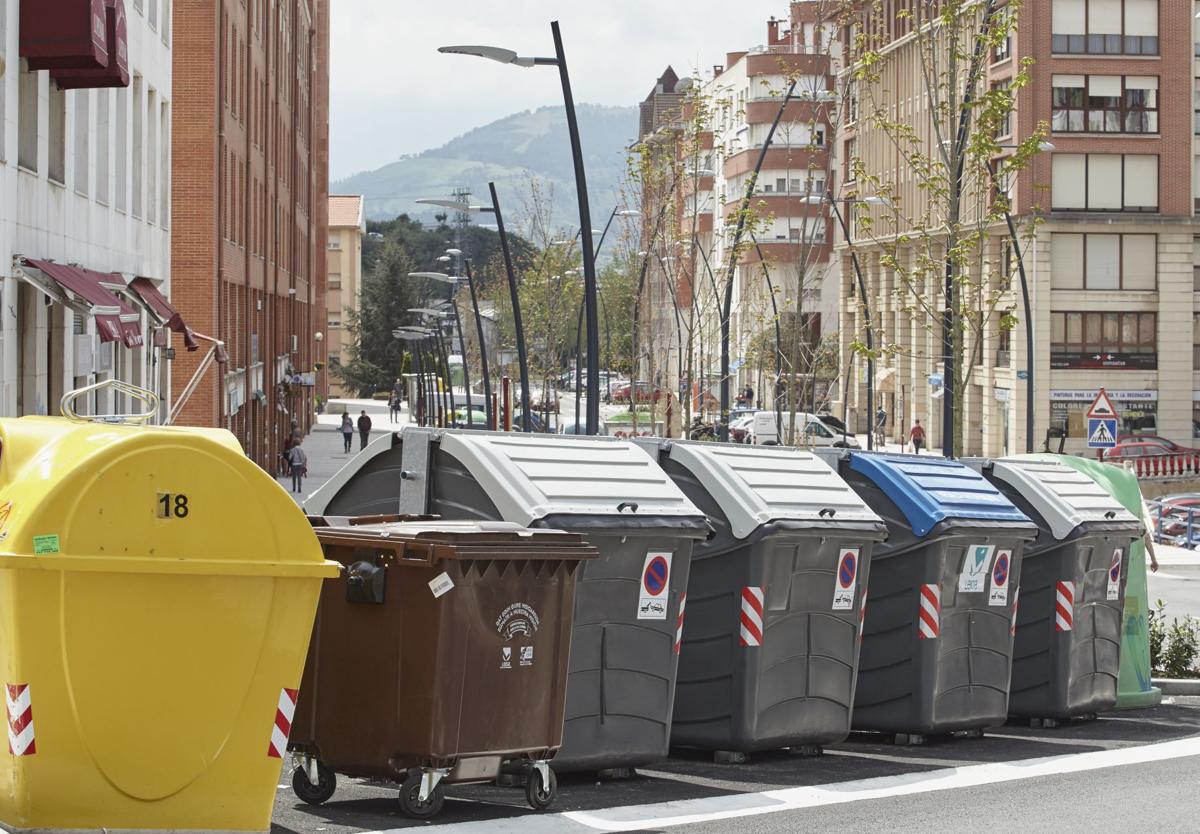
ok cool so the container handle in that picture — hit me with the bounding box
[617,501,639,513]
[1104,510,1117,519]
[819,508,837,518]
[60,380,160,424]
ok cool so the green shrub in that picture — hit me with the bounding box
[1150,600,1200,679]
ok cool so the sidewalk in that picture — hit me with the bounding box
[275,398,409,504]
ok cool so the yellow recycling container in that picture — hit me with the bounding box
[0,417,339,832]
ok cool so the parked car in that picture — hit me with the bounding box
[510,411,550,433]
[1117,434,1199,455]
[559,420,608,436]
[1103,441,1178,462]
[612,382,665,404]
[817,412,847,434]
[749,411,859,448]
[729,412,757,443]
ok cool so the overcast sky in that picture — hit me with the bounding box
[328,0,785,181]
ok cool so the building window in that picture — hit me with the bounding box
[1194,315,1200,369]
[132,75,143,217]
[994,28,1012,63]
[17,64,37,172]
[48,84,66,185]
[991,81,1012,137]
[115,87,127,212]
[1051,311,1156,369]
[327,319,341,329]
[96,89,109,205]
[73,91,89,196]
[1051,0,1159,56]
[327,234,340,250]
[160,100,169,228]
[1051,75,1158,134]
[1050,233,1156,290]
[328,274,341,290]
[996,326,1012,367]
[1051,153,1158,212]
[146,88,157,224]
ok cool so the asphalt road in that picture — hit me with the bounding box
[271,698,1200,833]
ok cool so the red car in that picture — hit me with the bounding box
[1103,441,1180,462]
[1116,434,1199,455]
[612,382,664,404]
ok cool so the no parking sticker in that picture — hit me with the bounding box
[958,544,995,593]
[989,549,1012,606]
[832,548,860,611]
[638,551,672,620]
[1107,548,1123,601]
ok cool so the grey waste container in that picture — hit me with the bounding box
[818,451,1038,743]
[966,457,1142,723]
[636,439,888,757]
[306,427,709,775]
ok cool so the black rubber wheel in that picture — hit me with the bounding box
[525,766,557,811]
[291,761,336,805]
[398,773,445,819]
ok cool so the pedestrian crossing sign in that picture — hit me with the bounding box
[1087,417,1118,448]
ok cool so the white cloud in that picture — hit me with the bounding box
[330,0,784,181]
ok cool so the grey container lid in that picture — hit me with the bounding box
[973,457,1138,540]
[643,440,883,540]
[439,432,703,527]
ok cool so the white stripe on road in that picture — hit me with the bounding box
[363,734,1200,833]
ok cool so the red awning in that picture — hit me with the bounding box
[21,0,108,71]
[129,277,199,351]
[51,0,129,90]
[21,259,142,347]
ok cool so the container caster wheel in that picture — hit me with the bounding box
[291,761,336,806]
[399,773,445,819]
[525,765,557,811]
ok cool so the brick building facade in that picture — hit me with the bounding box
[171,0,329,470]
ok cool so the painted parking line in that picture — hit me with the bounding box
[362,734,1200,833]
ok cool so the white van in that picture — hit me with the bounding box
[750,411,859,448]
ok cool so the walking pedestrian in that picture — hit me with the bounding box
[389,393,401,424]
[340,412,354,453]
[875,407,888,448]
[286,438,308,494]
[910,419,926,454]
[357,409,373,450]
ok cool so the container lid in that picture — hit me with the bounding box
[313,518,599,562]
[646,440,883,539]
[438,432,703,527]
[983,457,1140,539]
[0,418,339,578]
[846,452,1032,538]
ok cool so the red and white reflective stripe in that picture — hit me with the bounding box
[6,684,34,756]
[1011,587,1020,637]
[917,583,940,639]
[739,586,765,647]
[1055,581,1075,632]
[674,593,686,655]
[267,687,298,759]
[859,590,868,644]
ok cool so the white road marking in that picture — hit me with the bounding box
[360,734,1200,833]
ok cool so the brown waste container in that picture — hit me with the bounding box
[288,517,596,819]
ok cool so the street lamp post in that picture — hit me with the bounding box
[409,309,456,426]
[417,185,532,431]
[803,193,889,451]
[394,328,433,426]
[717,81,837,441]
[991,141,1054,453]
[440,22,602,435]
[409,270,476,427]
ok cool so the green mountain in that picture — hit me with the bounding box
[333,104,638,228]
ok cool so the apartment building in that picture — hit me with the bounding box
[837,0,1196,456]
[0,0,175,419]
[696,2,838,411]
[324,193,363,398]
[171,0,329,470]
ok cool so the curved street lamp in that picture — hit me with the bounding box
[417,188,532,431]
[409,270,486,427]
[440,22,603,435]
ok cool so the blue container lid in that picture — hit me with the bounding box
[847,453,1032,538]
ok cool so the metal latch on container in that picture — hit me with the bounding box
[617,502,639,513]
[819,508,837,518]
[1105,510,1117,519]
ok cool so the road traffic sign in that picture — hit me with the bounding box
[1087,417,1117,449]
[1087,388,1117,419]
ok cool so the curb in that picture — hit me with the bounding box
[1152,678,1200,696]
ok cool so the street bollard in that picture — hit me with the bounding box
[502,375,512,432]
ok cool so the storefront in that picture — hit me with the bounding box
[1050,389,1158,443]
